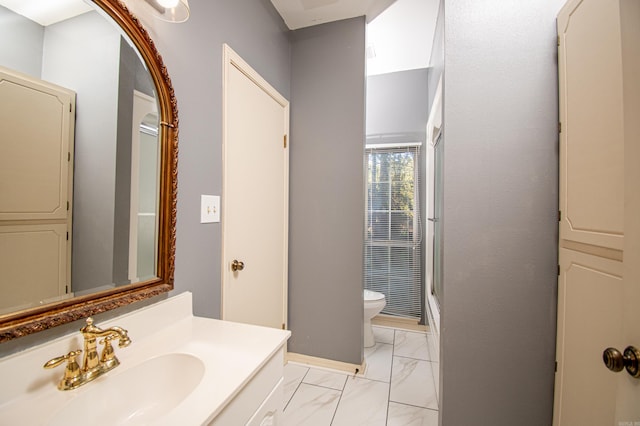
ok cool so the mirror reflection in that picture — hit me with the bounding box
[0,1,160,315]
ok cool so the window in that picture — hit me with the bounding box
[365,144,422,318]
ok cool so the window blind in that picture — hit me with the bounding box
[364,144,422,318]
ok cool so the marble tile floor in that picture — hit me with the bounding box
[283,326,439,426]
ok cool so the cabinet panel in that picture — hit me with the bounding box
[0,67,74,221]
[247,378,283,426]
[210,348,284,425]
[0,224,68,312]
[553,248,623,425]
[558,0,624,250]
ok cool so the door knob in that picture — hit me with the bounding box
[231,260,245,272]
[602,346,640,378]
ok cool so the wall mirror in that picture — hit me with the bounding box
[0,0,178,342]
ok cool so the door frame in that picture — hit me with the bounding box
[128,90,158,283]
[220,44,289,328]
[425,75,442,341]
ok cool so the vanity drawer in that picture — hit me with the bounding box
[209,347,284,425]
[246,378,283,426]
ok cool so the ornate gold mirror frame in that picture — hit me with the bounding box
[0,0,178,342]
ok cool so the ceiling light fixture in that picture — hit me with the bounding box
[142,0,190,23]
[156,0,180,7]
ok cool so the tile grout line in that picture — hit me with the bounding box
[387,327,440,422]
[425,331,440,408]
[298,381,345,392]
[283,366,310,412]
[328,364,350,425]
[390,401,440,412]
[394,354,434,363]
[385,328,396,426]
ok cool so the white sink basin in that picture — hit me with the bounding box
[0,293,290,425]
[49,353,204,426]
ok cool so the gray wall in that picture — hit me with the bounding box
[1,0,365,368]
[0,6,568,422]
[148,0,291,319]
[0,6,43,77]
[366,68,429,137]
[0,0,291,355]
[42,12,121,293]
[288,17,366,365]
[439,0,562,424]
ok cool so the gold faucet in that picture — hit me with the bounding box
[43,317,131,390]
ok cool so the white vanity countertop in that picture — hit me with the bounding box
[0,292,291,425]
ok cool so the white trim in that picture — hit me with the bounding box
[425,74,442,350]
[427,76,443,148]
[365,141,422,149]
[371,314,428,332]
[222,44,288,108]
[286,352,366,375]
[128,90,158,283]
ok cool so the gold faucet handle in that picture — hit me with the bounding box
[43,350,83,391]
[100,335,116,363]
[43,350,82,370]
[99,335,124,371]
[118,332,131,348]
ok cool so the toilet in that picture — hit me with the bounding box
[364,289,386,348]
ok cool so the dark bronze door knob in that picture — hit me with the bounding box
[603,346,640,378]
[231,259,245,272]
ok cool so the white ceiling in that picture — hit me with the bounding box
[3,0,438,77]
[366,0,439,76]
[270,0,438,76]
[0,0,92,26]
[270,0,396,30]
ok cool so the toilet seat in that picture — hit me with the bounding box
[364,289,385,302]
[363,290,386,348]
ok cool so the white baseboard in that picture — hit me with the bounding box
[371,314,428,332]
[286,352,366,376]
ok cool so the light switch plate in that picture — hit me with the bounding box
[201,195,220,223]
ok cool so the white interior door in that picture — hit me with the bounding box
[0,66,75,311]
[221,44,289,330]
[554,0,640,424]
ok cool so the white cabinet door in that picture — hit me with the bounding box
[0,67,74,222]
[0,224,68,311]
[0,66,75,305]
[554,0,640,423]
[246,379,283,426]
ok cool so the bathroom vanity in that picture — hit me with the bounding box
[0,293,290,425]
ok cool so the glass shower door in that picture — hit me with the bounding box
[432,133,443,307]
